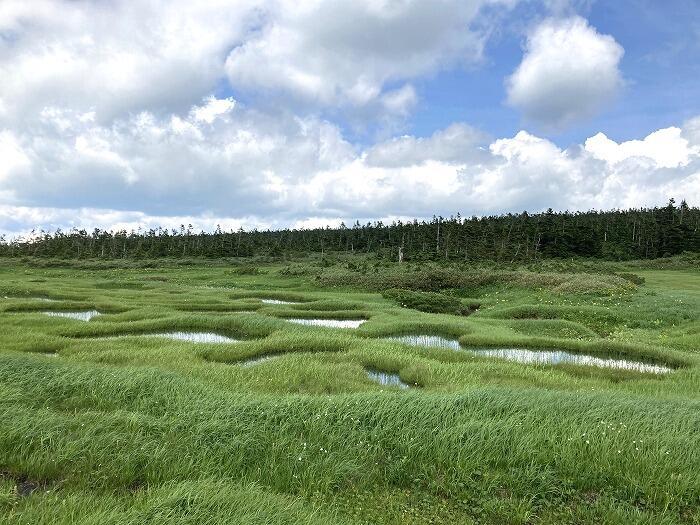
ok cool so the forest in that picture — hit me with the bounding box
[1,199,697,261]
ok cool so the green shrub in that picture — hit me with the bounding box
[382,288,478,316]
[318,266,636,296]
[616,272,645,285]
[228,265,265,275]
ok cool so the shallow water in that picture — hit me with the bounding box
[288,318,366,328]
[3,296,57,302]
[366,369,410,389]
[152,332,238,343]
[385,334,461,350]
[384,334,669,373]
[43,310,100,321]
[471,348,672,374]
[239,354,279,366]
[261,299,299,305]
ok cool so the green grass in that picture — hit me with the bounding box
[0,256,698,524]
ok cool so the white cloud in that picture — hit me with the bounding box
[0,0,257,124]
[506,16,624,129]
[0,96,358,218]
[682,116,700,147]
[380,85,419,118]
[0,0,518,134]
[1,108,698,235]
[0,130,31,184]
[585,127,699,169]
[192,97,237,124]
[224,0,504,114]
[365,123,491,168]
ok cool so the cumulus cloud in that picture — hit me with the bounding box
[0,0,258,124]
[380,85,419,119]
[2,93,698,237]
[0,0,518,137]
[0,131,31,185]
[0,0,512,126]
[0,97,356,218]
[682,116,700,146]
[585,127,699,169]
[365,123,491,167]
[225,0,502,115]
[506,16,624,129]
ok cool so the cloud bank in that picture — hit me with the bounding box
[2,96,697,236]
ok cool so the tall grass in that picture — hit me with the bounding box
[0,258,698,524]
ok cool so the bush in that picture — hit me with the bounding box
[617,272,645,285]
[382,288,478,316]
[228,265,265,276]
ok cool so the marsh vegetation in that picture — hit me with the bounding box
[0,254,698,524]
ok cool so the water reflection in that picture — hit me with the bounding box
[385,334,461,350]
[288,319,366,328]
[43,310,100,321]
[471,348,672,374]
[384,334,671,373]
[366,368,410,389]
[152,332,238,343]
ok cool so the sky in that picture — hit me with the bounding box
[0,0,699,237]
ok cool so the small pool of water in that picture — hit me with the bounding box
[3,296,58,302]
[43,310,100,321]
[366,369,410,389]
[471,348,672,374]
[288,318,366,329]
[385,334,461,350]
[239,354,280,366]
[152,332,238,344]
[261,299,300,305]
[384,334,669,374]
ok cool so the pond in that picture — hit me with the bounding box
[366,368,410,389]
[384,334,671,373]
[471,348,672,374]
[287,319,366,329]
[385,334,461,350]
[151,332,238,343]
[4,296,58,302]
[43,310,100,321]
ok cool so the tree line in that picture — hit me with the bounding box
[1,200,697,262]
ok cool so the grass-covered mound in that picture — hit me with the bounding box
[316,265,636,296]
[382,288,479,316]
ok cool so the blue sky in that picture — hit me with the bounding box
[0,0,698,236]
[389,0,700,147]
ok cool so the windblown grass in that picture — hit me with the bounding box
[0,257,698,524]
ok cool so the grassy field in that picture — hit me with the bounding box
[0,256,698,524]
